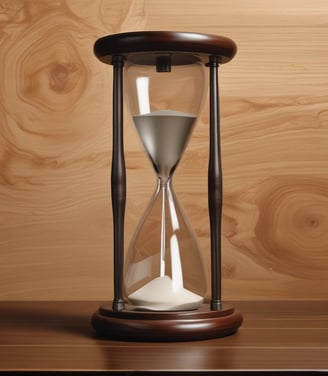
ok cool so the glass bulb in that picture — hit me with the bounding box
[124,54,208,311]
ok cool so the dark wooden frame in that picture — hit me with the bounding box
[92,31,241,341]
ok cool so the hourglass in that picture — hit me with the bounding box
[92,31,242,341]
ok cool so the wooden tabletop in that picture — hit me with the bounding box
[0,301,327,374]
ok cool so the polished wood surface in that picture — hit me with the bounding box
[0,301,327,373]
[1,1,328,301]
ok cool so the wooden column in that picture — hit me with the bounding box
[208,55,222,311]
[111,55,125,311]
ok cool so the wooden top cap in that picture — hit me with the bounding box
[94,31,237,65]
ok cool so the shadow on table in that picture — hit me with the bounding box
[0,301,101,339]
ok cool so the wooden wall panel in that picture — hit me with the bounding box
[0,0,327,300]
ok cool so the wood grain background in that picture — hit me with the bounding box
[0,0,327,300]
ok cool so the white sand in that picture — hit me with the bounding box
[128,275,203,311]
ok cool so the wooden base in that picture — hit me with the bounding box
[92,303,242,341]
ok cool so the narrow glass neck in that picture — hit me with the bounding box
[158,176,173,188]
